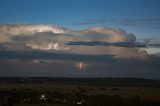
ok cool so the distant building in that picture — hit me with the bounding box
[40,94,47,101]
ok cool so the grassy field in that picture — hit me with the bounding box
[1,84,160,101]
[0,78,160,105]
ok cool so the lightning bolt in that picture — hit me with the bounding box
[76,61,85,71]
[79,61,83,70]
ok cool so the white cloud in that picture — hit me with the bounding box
[0,24,149,59]
[0,24,65,42]
[67,27,136,43]
[0,24,136,43]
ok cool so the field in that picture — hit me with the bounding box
[0,77,160,106]
[1,84,160,100]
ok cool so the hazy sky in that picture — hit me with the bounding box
[0,0,160,79]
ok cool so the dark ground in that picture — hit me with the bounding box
[0,77,160,106]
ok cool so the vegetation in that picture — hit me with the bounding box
[0,77,160,106]
[0,77,160,87]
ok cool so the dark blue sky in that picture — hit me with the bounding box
[0,0,160,38]
[0,0,159,24]
[0,0,159,21]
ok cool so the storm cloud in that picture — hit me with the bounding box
[0,24,150,60]
[0,24,160,78]
[0,24,136,43]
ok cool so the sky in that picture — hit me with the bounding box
[0,0,160,79]
[0,0,160,37]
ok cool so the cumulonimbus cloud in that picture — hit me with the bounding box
[0,24,149,60]
[0,24,136,43]
[0,24,65,42]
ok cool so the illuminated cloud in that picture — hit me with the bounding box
[0,24,136,43]
[68,46,148,60]
[0,24,157,60]
[0,24,65,42]
[67,27,136,43]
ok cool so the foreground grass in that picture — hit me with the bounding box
[1,84,160,101]
[0,84,160,106]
